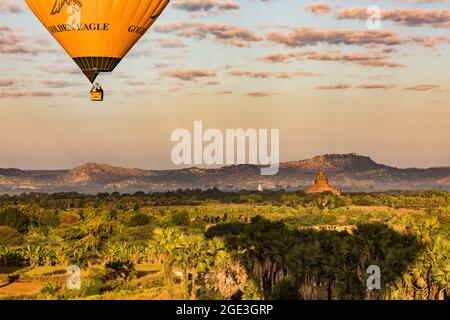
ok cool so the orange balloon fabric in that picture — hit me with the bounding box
[25,0,170,82]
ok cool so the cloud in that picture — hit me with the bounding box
[403,84,441,91]
[150,37,187,48]
[257,53,294,63]
[317,83,395,90]
[0,79,15,87]
[265,25,445,48]
[304,3,333,15]
[204,80,220,85]
[304,51,405,68]
[124,80,147,86]
[0,1,24,14]
[154,22,262,47]
[336,7,450,29]
[409,35,450,47]
[0,91,63,99]
[160,69,217,81]
[41,80,84,88]
[151,62,177,69]
[356,83,395,89]
[36,65,80,75]
[0,24,24,52]
[317,83,352,90]
[266,28,403,47]
[0,24,59,54]
[127,47,160,58]
[243,91,276,98]
[367,74,394,81]
[29,92,57,97]
[230,70,295,79]
[258,50,405,68]
[172,0,240,12]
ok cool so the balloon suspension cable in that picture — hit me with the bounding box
[83,70,100,84]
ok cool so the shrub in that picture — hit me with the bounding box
[0,226,24,246]
[24,205,59,227]
[39,273,109,299]
[104,259,136,282]
[59,212,80,226]
[0,246,24,267]
[189,219,205,230]
[170,210,189,226]
[126,213,150,227]
[0,207,30,233]
[36,211,59,227]
[40,281,62,296]
[119,225,154,243]
[242,279,262,300]
[21,245,58,267]
[63,218,113,268]
[270,279,300,300]
[39,280,101,299]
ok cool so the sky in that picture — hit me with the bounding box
[0,0,449,170]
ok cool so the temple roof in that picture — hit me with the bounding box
[306,171,341,196]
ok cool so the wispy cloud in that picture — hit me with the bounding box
[154,22,262,47]
[304,2,333,15]
[403,84,441,91]
[229,70,316,79]
[267,28,403,47]
[172,0,240,13]
[243,91,276,98]
[336,7,450,29]
[160,69,217,81]
[0,1,24,14]
[317,83,352,90]
[258,50,405,68]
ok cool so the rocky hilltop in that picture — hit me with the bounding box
[281,154,383,171]
[1,153,450,194]
[63,163,149,185]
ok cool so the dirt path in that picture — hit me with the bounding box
[0,281,43,297]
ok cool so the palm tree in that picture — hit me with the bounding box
[173,233,210,300]
[63,217,113,270]
[205,250,248,299]
[149,228,182,299]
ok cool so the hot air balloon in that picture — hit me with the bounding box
[24,0,170,101]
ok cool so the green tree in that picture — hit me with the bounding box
[0,207,30,233]
[0,226,24,246]
[149,228,183,299]
[205,249,248,299]
[63,217,113,269]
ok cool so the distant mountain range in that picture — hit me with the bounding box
[1,154,450,194]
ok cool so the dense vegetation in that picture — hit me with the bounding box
[0,190,449,300]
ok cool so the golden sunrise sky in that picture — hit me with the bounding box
[0,0,449,170]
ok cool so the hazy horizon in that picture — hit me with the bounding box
[1,0,449,170]
[3,152,450,171]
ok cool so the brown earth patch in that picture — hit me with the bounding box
[0,281,43,297]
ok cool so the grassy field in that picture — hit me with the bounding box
[0,190,449,300]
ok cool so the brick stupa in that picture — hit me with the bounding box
[306,172,341,196]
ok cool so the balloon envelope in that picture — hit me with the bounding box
[25,0,170,82]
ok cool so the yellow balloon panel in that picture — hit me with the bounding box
[25,0,169,80]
